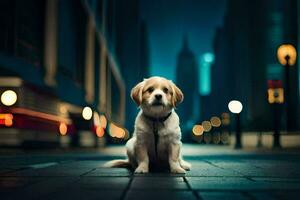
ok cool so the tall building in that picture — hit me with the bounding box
[0,0,130,145]
[139,20,150,79]
[176,36,200,140]
[210,0,299,131]
[115,0,150,131]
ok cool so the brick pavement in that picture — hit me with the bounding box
[1,145,300,199]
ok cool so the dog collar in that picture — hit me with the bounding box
[142,112,172,123]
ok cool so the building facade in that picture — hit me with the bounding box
[210,0,299,131]
[114,0,150,131]
[0,0,148,145]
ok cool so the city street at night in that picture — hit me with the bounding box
[1,145,300,200]
[1,0,300,199]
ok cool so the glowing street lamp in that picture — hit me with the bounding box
[228,100,243,114]
[268,80,284,148]
[277,44,297,66]
[277,44,297,131]
[228,100,243,149]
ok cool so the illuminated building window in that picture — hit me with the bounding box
[199,53,214,96]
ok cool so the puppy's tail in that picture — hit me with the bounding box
[103,159,131,168]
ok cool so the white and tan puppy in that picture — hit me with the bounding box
[105,76,191,173]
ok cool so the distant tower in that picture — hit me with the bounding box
[139,20,150,78]
[176,36,199,140]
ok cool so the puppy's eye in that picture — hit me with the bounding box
[163,87,169,93]
[147,87,154,93]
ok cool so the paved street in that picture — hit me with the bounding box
[1,145,300,200]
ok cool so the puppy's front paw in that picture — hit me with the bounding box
[180,160,192,171]
[134,164,149,173]
[170,166,186,174]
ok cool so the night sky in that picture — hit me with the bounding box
[140,0,227,80]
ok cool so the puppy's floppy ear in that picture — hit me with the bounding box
[131,81,145,106]
[170,81,184,107]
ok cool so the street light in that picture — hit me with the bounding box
[228,100,243,149]
[277,44,297,131]
[267,80,284,148]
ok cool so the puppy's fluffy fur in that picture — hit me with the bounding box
[104,76,191,173]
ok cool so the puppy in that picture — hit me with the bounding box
[105,76,191,173]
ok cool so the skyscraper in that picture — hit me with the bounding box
[115,0,150,131]
[176,36,200,140]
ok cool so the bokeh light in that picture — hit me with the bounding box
[0,114,13,127]
[82,106,93,120]
[1,90,17,106]
[100,115,107,129]
[93,112,100,126]
[228,100,243,114]
[109,123,125,139]
[268,88,284,104]
[96,126,105,138]
[4,114,13,127]
[277,44,297,66]
[59,122,67,135]
[221,112,230,125]
[203,52,215,63]
[192,124,204,136]
[210,116,221,127]
[202,121,212,132]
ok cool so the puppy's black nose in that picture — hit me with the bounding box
[155,94,162,100]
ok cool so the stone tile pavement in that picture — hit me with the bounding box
[0,145,300,199]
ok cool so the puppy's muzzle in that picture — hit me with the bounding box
[152,94,163,106]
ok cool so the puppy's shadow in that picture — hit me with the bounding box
[149,162,170,173]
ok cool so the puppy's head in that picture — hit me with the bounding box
[131,76,183,116]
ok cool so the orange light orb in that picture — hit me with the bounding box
[277,44,297,66]
[109,123,125,138]
[4,118,13,127]
[4,114,13,127]
[210,116,221,127]
[59,122,68,135]
[96,126,105,138]
[192,125,204,136]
